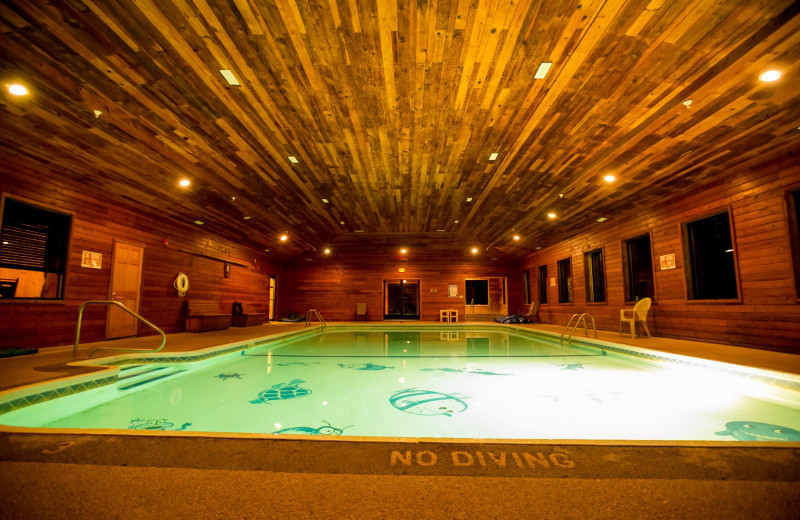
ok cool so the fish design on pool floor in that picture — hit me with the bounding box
[389,388,468,417]
[338,363,394,370]
[419,368,509,376]
[128,418,191,431]
[216,373,243,380]
[715,421,800,441]
[271,421,352,435]
[557,363,584,371]
[250,379,311,404]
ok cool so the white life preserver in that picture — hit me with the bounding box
[174,272,189,297]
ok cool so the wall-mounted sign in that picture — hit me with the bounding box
[448,285,458,297]
[660,254,676,270]
[81,251,102,269]
[399,267,405,273]
[550,277,556,287]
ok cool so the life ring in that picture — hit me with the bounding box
[174,272,189,297]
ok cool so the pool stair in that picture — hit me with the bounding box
[116,365,186,391]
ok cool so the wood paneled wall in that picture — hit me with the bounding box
[520,155,800,353]
[1,166,281,349]
[279,245,521,323]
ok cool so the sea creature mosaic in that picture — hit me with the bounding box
[420,367,509,376]
[216,373,243,380]
[250,379,311,404]
[271,421,352,436]
[715,421,800,441]
[128,418,191,431]
[338,362,394,370]
[557,363,585,371]
[389,388,468,417]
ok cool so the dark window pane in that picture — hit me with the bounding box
[684,212,738,300]
[584,249,605,302]
[538,265,548,304]
[624,235,655,301]
[557,258,572,303]
[523,270,531,305]
[465,280,489,305]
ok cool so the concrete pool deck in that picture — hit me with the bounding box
[1,321,799,518]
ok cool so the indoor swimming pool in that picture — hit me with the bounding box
[1,326,799,442]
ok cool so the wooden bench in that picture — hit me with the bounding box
[185,300,231,332]
[231,303,267,327]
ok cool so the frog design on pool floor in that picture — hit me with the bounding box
[715,421,800,441]
[215,373,243,380]
[271,421,352,435]
[128,418,191,431]
[250,379,311,404]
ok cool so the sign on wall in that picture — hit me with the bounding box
[81,251,102,269]
[660,254,676,270]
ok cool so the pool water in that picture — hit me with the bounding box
[2,328,800,441]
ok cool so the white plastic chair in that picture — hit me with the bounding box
[620,298,652,338]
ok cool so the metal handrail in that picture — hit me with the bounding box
[305,308,327,328]
[73,300,166,359]
[560,313,598,344]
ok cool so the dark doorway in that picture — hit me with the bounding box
[384,279,420,320]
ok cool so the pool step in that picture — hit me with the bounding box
[117,365,185,391]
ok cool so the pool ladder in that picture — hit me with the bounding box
[560,313,598,344]
[305,308,327,329]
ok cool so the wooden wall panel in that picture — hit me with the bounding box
[279,244,521,323]
[1,167,282,349]
[520,156,800,353]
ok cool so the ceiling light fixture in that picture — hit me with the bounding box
[354,230,364,233]
[288,156,299,164]
[597,217,607,222]
[454,220,460,224]
[489,152,499,161]
[179,179,190,187]
[324,248,331,254]
[322,198,329,203]
[220,69,240,86]
[758,70,781,82]
[437,229,446,232]
[280,234,288,241]
[7,83,28,96]
[243,216,251,220]
[466,197,473,202]
[534,62,552,79]
[603,174,616,183]
[471,247,479,254]
[513,235,520,241]
[194,220,204,226]
[547,212,556,219]
[400,248,407,254]
[682,99,693,108]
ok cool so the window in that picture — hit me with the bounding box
[788,189,800,298]
[584,248,606,303]
[465,279,489,305]
[682,210,738,300]
[557,258,572,303]
[623,234,655,302]
[0,197,71,299]
[537,265,548,304]
[523,270,531,305]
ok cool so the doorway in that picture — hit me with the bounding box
[106,241,143,339]
[465,277,507,317]
[269,275,277,321]
[384,279,420,320]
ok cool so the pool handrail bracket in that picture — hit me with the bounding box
[73,300,167,359]
[305,308,327,329]
[560,313,598,344]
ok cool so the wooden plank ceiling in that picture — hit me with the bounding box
[1,0,799,261]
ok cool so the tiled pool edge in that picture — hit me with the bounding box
[1,323,798,418]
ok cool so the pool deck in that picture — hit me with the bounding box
[1,321,799,518]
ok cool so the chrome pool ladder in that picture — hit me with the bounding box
[560,313,598,344]
[73,300,166,359]
[305,308,327,329]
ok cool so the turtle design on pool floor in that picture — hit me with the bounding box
[250,379,311,404]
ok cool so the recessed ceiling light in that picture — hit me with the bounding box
[179,179,190,187]
[264,249,270,252]
[400,248,407,254]
[322,198,329,203]
[758,70,781,82]
[92,110,102,118]
[454,220,459,224]
[466,197,473,202]
[2,241,9,245]
[547,212,556,219]
[489,152,499,161]
[194,220,204,225]
[682,99,693,108]
[603,174,616,183]
[7,84,28,96]
[597,217,607,222]
[437,229,447,232]
[534,62,552,79]
[339,221,345,225]
[280,234,288,241]
[354,230,364,233]
[471,247,479,254]
[306,258,312,261]
[324,248,331,254]
[513,235,520,241]
[220,69,240,86]
[288,156,299,164]
[243,216,251,220]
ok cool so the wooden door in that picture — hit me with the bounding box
[106,241,143,339]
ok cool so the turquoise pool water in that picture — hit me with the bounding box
[2,327,799,441]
